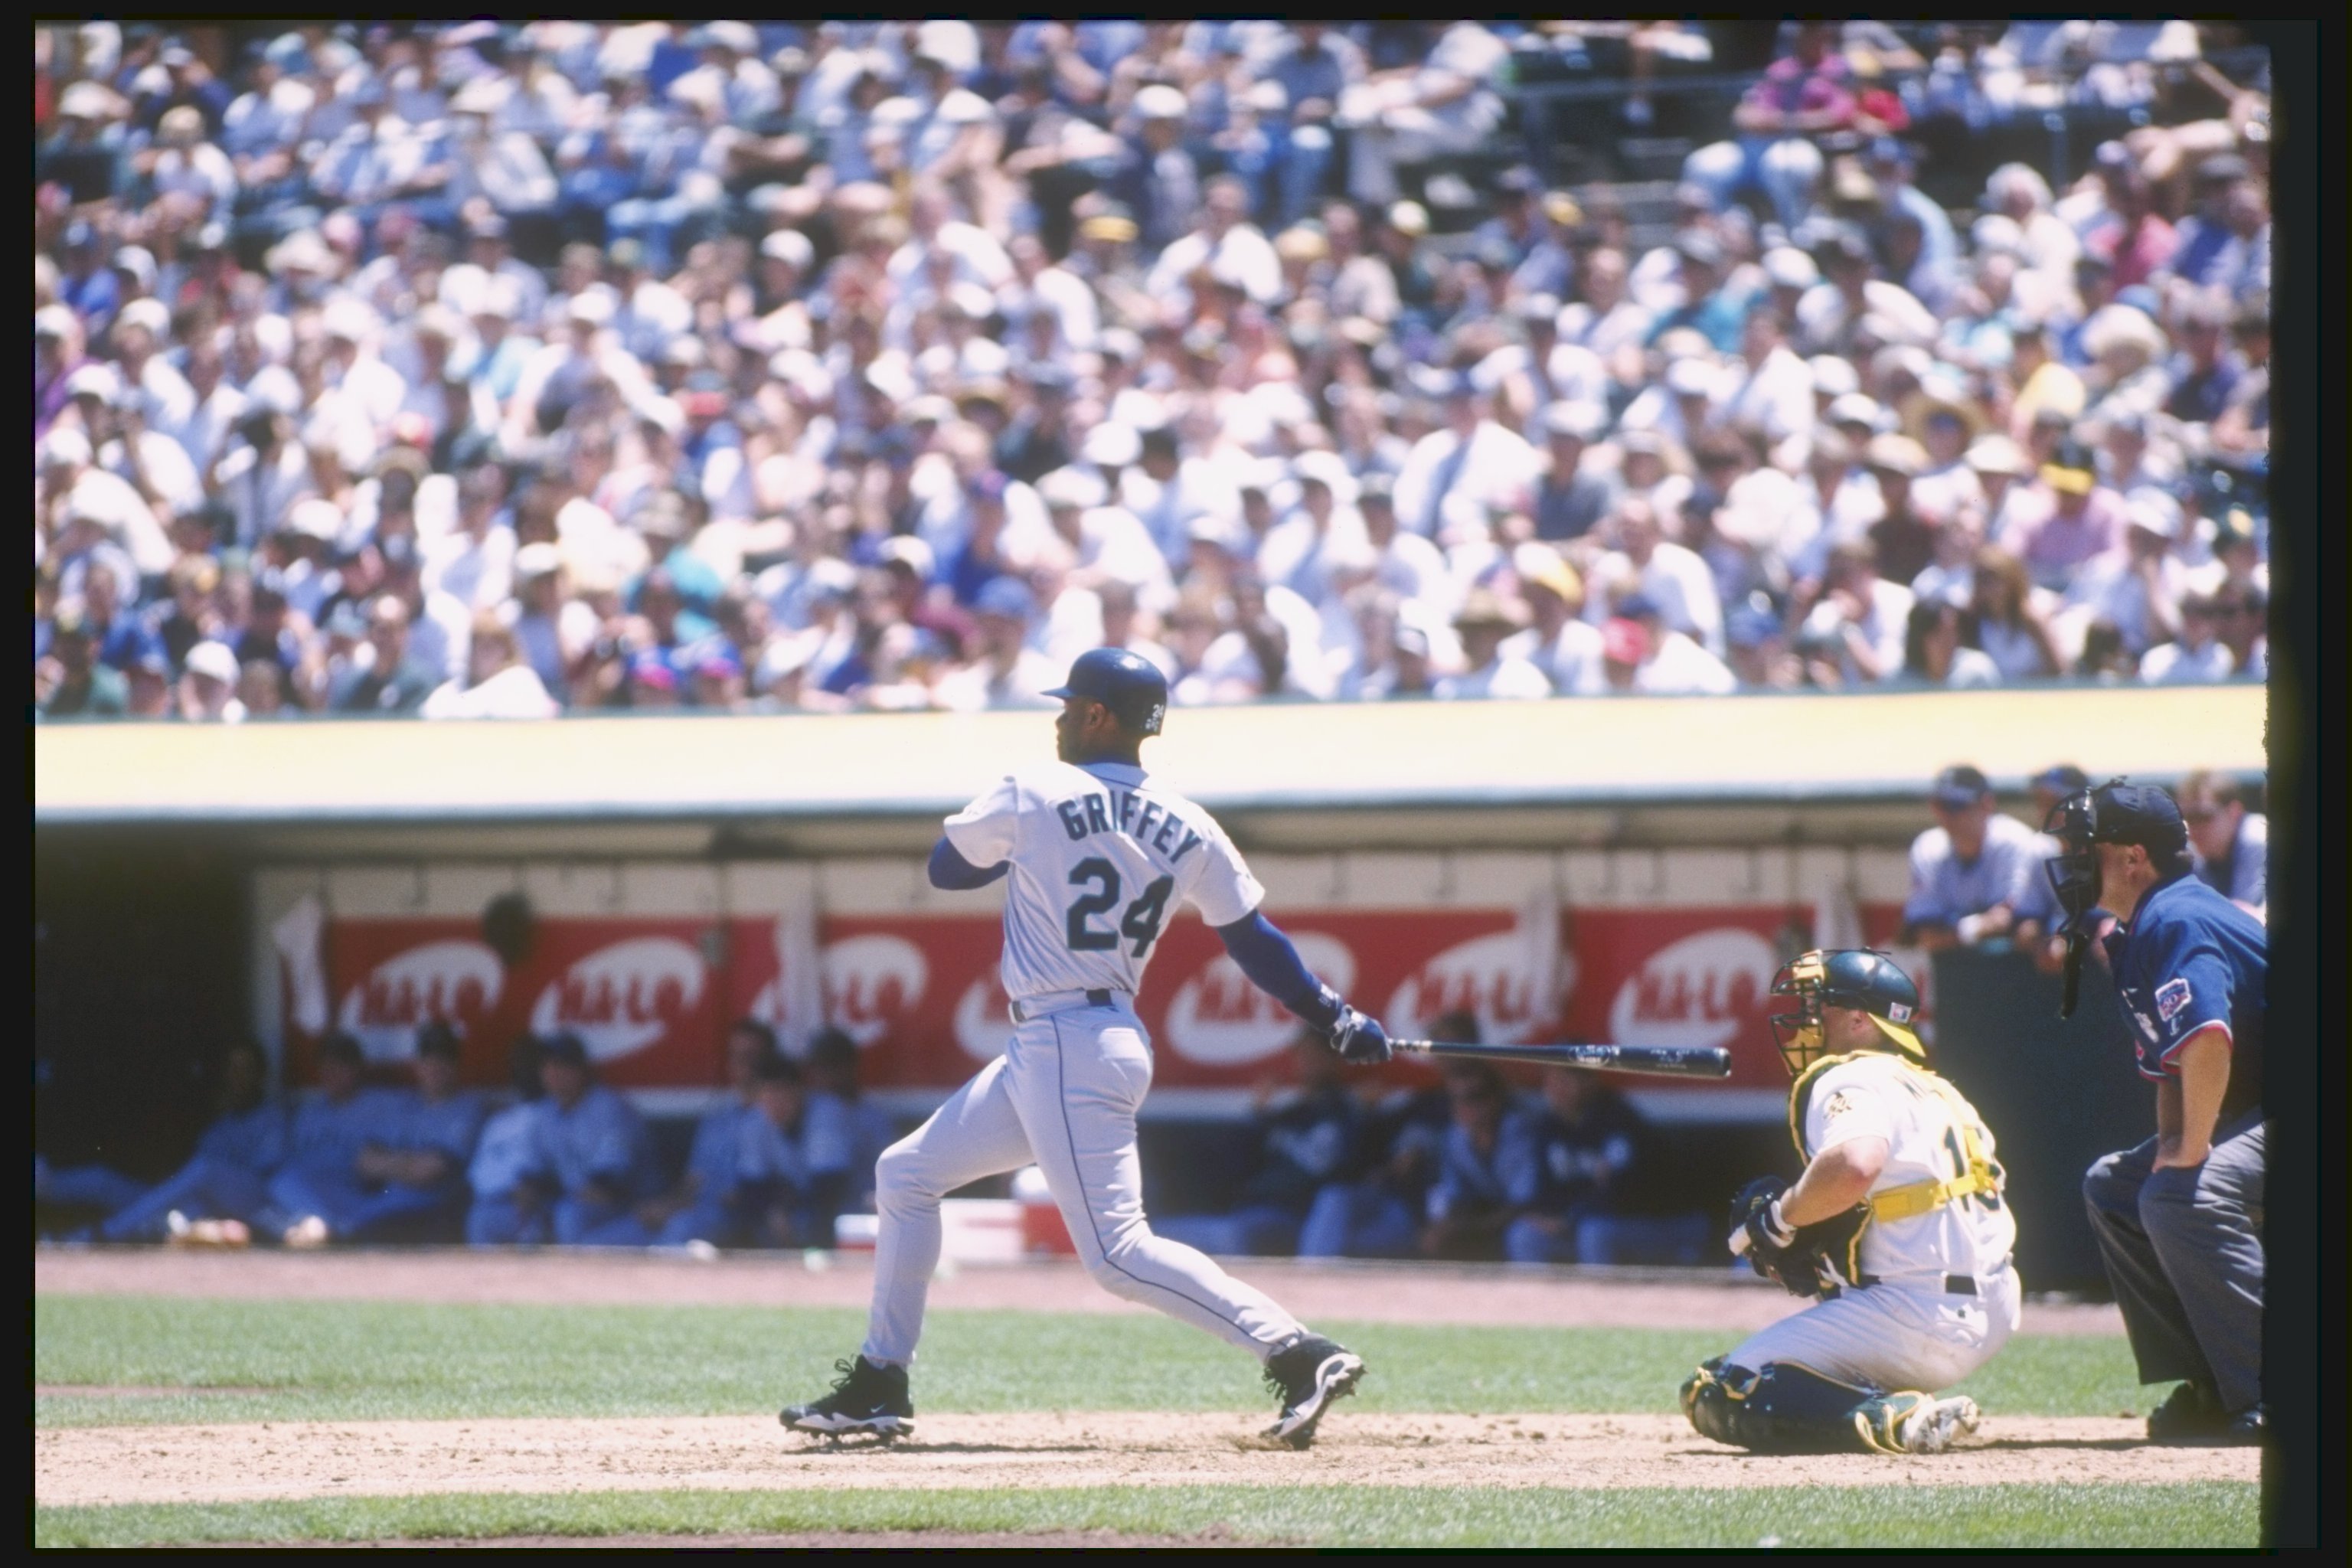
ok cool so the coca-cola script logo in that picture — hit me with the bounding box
[824,934,929,1046]
[1165,933,1357,1067]
[338,940,503,1060]
[1608,927,1779,1050]
[953,972,1015,1061]
[1383,929,1569,1046]
[530,936,707,1061]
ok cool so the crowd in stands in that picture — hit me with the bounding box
[32,21,2272,721]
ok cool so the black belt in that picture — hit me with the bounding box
[1085,988,1111,1006]
[1844,1272,1987,1295]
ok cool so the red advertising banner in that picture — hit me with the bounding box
[306,901,1909,1097]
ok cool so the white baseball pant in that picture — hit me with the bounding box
[1723,1266,2023,1393]
[860,998,1306,1367]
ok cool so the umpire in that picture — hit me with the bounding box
[2045,780,2265,1444]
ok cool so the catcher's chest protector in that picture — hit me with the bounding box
[1788,1051,2013,1288]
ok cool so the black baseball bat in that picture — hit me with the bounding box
[1388,1039,1733,1079]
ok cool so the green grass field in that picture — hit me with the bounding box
[34,1294,2255,1547]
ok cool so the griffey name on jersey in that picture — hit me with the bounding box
[1055,789,1207,865]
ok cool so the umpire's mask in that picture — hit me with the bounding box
[2040,786,2108,931]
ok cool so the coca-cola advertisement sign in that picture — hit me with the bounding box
[333,931,505,1062]
[305,901,1903,1096]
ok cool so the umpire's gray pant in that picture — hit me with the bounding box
[2082,1112,2265,1416]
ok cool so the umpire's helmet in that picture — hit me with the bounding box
[1045,647,1168,736]
[1768,949,1926,1076]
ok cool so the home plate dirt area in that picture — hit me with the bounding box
[37,1410,2252,1511]
[35,1247,2250,1516]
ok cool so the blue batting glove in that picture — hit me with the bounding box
[1327,1004,1392,1065]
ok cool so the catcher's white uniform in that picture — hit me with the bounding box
[861,759,1309,1367]
[1725,1050,2021,1393]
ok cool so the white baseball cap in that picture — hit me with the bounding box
[116,296,172,338]
[760,228,815,270]
[39,426,93,469]
[64,363,124,403]
[1135,84,1187,121]
[184,641,240,684]
[1808,354,1861,397]
[1081,421,1142,469]
[1762,247,1820,290]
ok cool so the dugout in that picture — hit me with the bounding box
[35,682,2262,1285]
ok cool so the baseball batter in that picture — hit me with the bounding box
[1683,949,2020,1456]
[782,648,1393,1448]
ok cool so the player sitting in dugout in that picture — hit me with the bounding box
[1156,1028,1374,1259]
[129,1032,413,1248]
[1295,1009,1472,1260]
[271,1022,489,1247]
[38,1039,285,1244]
[464,1032,656,1247]
[733,1054,858,1249]
[617,1019,776,1247]
[1683,949,2017,1457]
[1504,1064,1672,1266]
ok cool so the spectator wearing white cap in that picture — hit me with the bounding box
[2053,493,2192,661]
[1257,450,1369,607]
[178,639,247,723]
[1618,348,1722,454]
[1145,174,1281,312]
[70,363,203,525]
[107,297,198,436]
[1581,497,1724,660]
[1712,301,1815,445]
[421,607,560,719]
[41,423,175,580]
[1038,466,1172,607]
[1392,369,1540,543]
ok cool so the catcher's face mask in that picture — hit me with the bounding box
[1768,952,1830,1078]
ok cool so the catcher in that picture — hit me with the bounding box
[1681,949,2020,1456]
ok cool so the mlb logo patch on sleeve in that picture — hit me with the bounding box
[2155,978,2192,1021]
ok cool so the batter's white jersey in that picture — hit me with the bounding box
[942,760,1263,1003]
[1796,1052,2017,1286]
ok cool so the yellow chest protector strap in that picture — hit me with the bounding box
[1794,1054,2000,1226]
[1867,1072,1999,1223]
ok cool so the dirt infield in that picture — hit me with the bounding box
[32,1247,2128,1336]
[37,1410,2252,1510]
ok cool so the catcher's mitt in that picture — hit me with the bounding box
[1727,1177,1865,1298]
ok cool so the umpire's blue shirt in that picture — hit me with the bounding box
[2103,869,2266,1121]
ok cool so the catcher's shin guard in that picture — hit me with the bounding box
[1681,1359,1879,1454]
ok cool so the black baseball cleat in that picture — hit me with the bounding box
[1263,1335,1365,1449]
[2145,1380,2229,1443]
[781,1356,914,1441]
[2220,1403,2267,1445]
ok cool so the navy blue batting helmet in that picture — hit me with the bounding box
[1045,647,1168,736]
